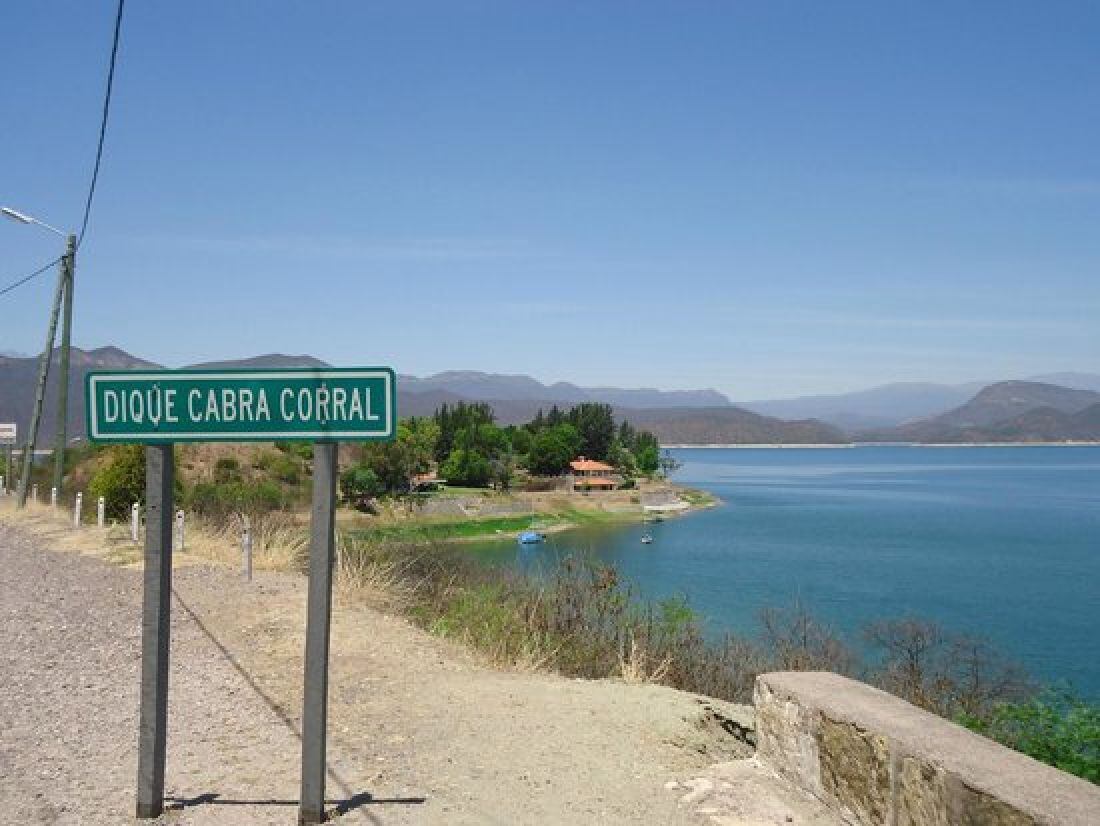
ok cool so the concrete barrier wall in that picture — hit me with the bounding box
[753,671,1100,826]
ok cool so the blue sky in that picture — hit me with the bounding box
[1,2,1098,400]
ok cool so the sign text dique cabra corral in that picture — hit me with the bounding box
[85,368,395,443]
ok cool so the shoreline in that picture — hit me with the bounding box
[345,481,719,545]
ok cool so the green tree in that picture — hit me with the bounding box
[434,402,495,462]
[441,447,492,487]
[633,431,660,474]
[568,403,616,460]
[489,454,515,491]
[340,465,384,508]
[399,416,440,476]
[527,424,581,475]
[607,440,638,477]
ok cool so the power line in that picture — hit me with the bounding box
[1,0,126,299]
[0,257,62,298]
[77,0,126,248]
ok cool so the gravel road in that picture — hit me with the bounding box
[0,512,839,826]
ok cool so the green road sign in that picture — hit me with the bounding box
[85,368,396,443]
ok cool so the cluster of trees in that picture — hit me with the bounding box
[340,401,673,503]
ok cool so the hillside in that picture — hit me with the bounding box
[0,346,825,446]
[0,347,159,447]
[863,382,1100,443]
[399,370,732,409]
[619,406,847,445]
[741,381,984,431]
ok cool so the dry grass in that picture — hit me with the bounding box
[618,633,672,685]
[334,534,420,611]
[180,511,307,573]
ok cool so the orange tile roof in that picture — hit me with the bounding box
[570,458,614,472]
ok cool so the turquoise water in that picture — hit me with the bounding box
[468,446,1100,695]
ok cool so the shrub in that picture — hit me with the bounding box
[340,465,384,509]
[187,478,285,519]
[441,448,491,487]
[88,445,146,520]
[214,456,241,483]
[962,687,1100,784]
[275,442,313,461]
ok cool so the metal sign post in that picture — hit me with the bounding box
[299,442,338,824]
[84,367,396,823]
[135,445,174,819]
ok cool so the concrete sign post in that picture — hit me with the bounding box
[84,367,396,824]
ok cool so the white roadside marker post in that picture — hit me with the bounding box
[242,514,253,582]
[97,496,106,528]
[131,502,140,543]
[73,492,82,528]
[32,483,38,503]
[175,509,185,550]
[51,486,58,508]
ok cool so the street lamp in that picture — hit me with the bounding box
[1,207,68,238]
[2,206,77,507]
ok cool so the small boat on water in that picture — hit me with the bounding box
[517,530,545,544]
[640,533,654,544]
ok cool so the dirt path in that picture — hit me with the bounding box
[0,511,840,825]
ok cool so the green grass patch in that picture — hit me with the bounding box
[350,514,565,543]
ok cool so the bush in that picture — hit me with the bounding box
[340,465,384,509]
[441,448,491,487]
[275,442,313,461]
[962,688,1100,784]
[256,451,301,485]
[88,445,146,520]
[187,478,284,519]
[214,456,241,483]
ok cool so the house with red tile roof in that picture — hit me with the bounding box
[568,456,618,491]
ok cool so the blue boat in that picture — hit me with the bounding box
[517,530,545,544]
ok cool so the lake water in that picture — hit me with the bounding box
[467,446,1100,695]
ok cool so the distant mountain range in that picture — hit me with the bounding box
[1,346,1097,446]
[861,381,1100,443]
[742,373,1100,431]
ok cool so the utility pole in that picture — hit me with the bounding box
[16,260,65,508]
[52,234,77,495]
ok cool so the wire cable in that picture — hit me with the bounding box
[77,0,126,248]
[0,257,62,299]
[1,0,125,299]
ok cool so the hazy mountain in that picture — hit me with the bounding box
[874,403,1100,444]
[400,370,731,409]
[863,381,1100,443]
[185,354,331,370]
[617,407,847,445]
[0,346,161,446]
[1026,372,1100,394]
[740,382,985,431]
